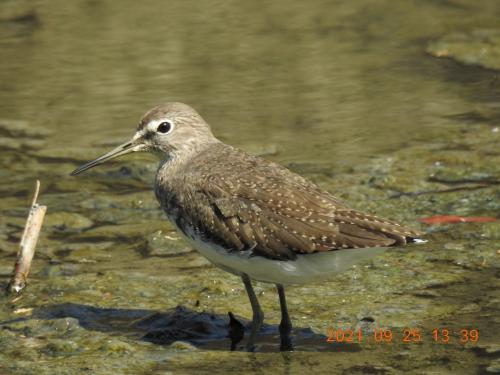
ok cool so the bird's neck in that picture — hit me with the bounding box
[154,138,221,213]
[157,137,220,177]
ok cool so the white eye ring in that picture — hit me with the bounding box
[149,118,174,135]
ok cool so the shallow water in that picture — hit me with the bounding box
[1,0,499,374]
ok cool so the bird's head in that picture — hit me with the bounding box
[71,102,215,175]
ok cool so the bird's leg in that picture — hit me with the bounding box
[276,284,293,351]
[241,273,264,351]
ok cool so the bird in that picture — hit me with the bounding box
[71,102,424,351]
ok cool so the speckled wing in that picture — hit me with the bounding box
[190,159,422,261]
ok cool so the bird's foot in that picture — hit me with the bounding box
[280,335,294,351]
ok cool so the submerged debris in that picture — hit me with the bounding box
[227,311,245,350]
[419,215,497,225]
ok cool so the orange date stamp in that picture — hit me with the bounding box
[326,327,479,344]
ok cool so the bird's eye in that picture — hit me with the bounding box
[157,121,172,134]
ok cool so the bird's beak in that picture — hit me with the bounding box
[70,139,140,176]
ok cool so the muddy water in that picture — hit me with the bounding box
[1,0,499,374]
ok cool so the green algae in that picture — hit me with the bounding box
[427,29,500,71]
[44,212,94,233]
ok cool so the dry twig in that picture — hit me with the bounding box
[6,180,46,295]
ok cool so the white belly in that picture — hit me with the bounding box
[179,228,389,285]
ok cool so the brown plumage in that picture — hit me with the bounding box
[155,138,422,261]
